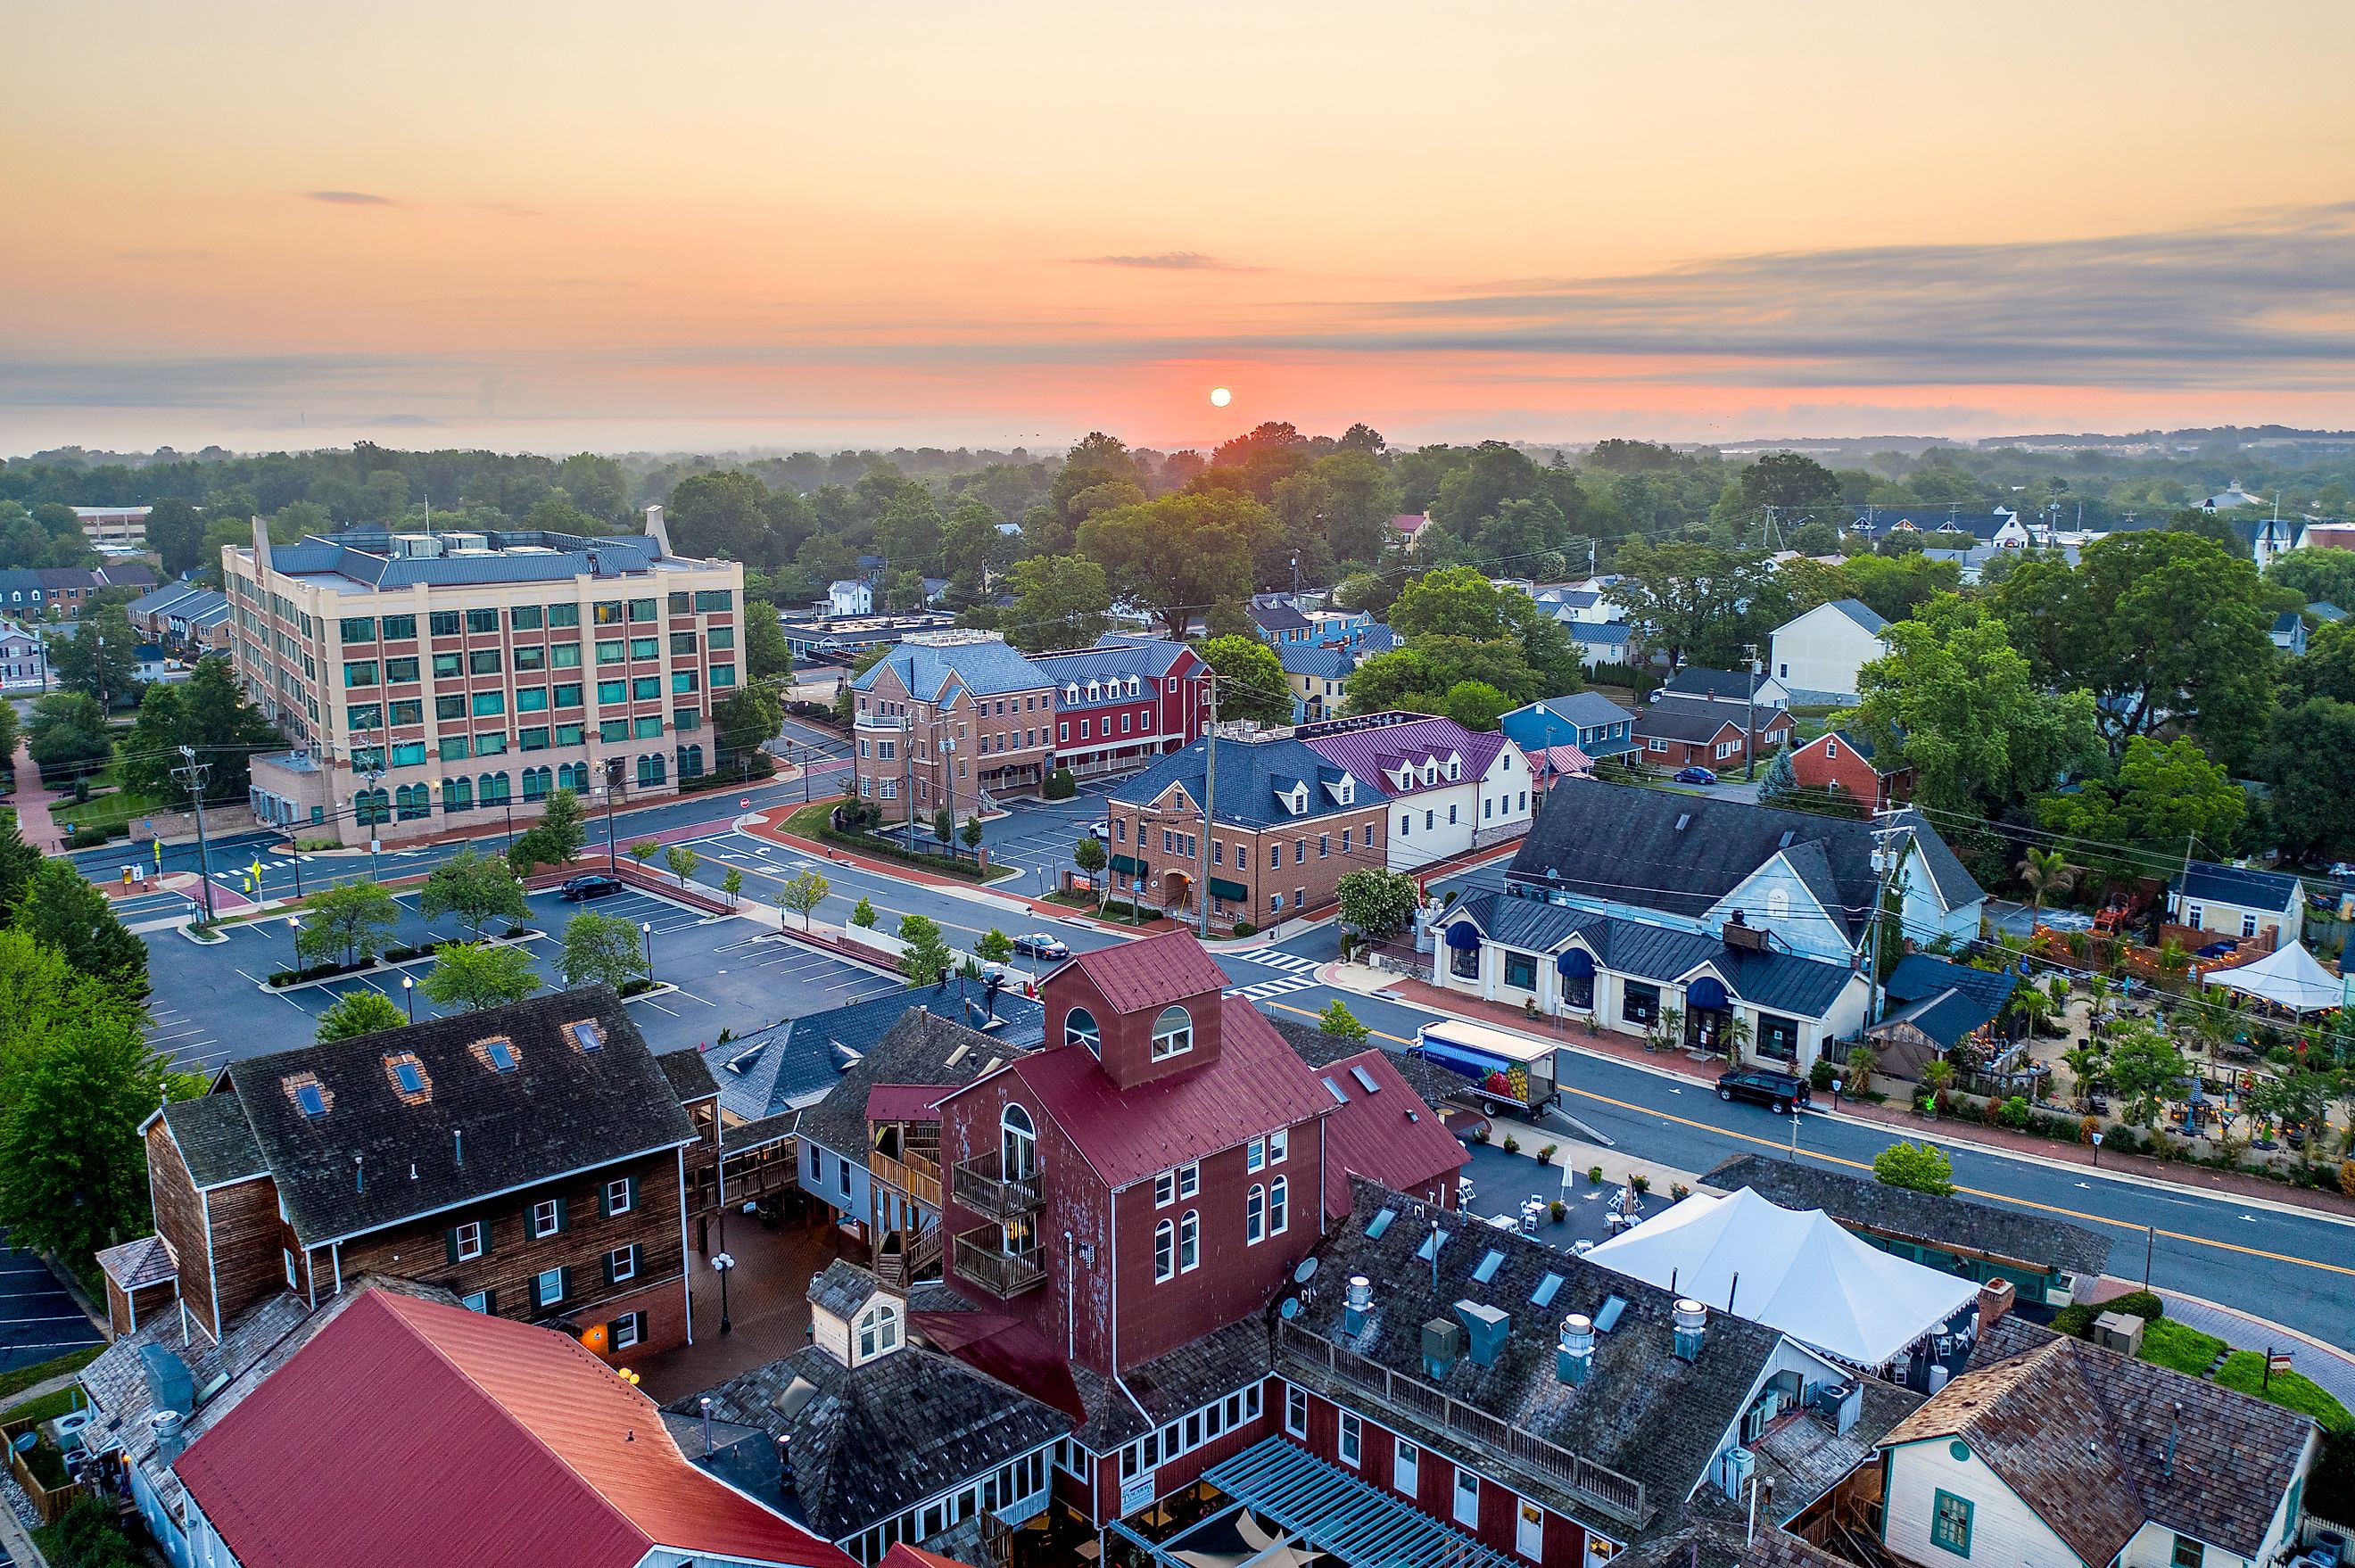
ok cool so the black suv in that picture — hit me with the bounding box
[558,873,625,901]
[1715,1066,1812,1113]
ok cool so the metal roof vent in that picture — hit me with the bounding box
[1558,1313,1597,1385]
[1421,1316,1462,1380]
[1344,1275,1373,1337]
[1673,1297,1707,1362]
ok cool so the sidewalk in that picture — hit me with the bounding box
[1334,964,2355,1226]
[6,739,62,854]
[2084,1280,2355,1411]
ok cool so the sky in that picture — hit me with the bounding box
[7,0,2355,457]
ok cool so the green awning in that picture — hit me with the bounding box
[1211,877,1249,902]
[1111,854,1144,875]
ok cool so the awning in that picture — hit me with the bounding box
[1688,975,1730,1011]
[1558,947,1596,978]
[1211,877,1249,902]
[1110,854,1143,875]
[1445,922,1482,951]
[1196,1438,1516,1568]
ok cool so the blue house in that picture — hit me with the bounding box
[1500,692,1638,760]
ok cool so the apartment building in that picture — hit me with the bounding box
[852,631,1058,822]
[1295,710,1533,871]
[1030,633,1209,777]
[73,504,152,547]
[221,516,744,846]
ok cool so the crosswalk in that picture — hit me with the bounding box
[1227,948,1325,1000]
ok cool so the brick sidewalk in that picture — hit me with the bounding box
[1369,972,2355,1223]
[6,738,62,854]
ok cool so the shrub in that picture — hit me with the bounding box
[2104,1126,2145,1157]
[2051,1302,2099,1338]
[1670,1182,1691,1201]
[1231,921,1257,937]
[1629,1172,1651,1193]
[1874,1140,1955,1195]
[617,976,657,997]
[1501,1134,1520,1154]
[2079,1115,2101,1144]
[1587,1165,1603,1186]
[1472,1125,1490,1143]
[2341,1159,2355,1199]
[1536,1143,1558,1166]
[1549,1199,1566,1222]
[1808,1058,1837,1091]
[2103,1290,2165,1321]
[1042,767,1077,800]
[1998,1096,2032,1129]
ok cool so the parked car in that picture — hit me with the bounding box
[1673,766,1718,785]
[1088,821,1111,841]
[558,874,624,901]
[1012,933,1070,961]
[1715,1066,1811,1113]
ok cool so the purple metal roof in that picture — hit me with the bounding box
[1295,714,1507,799]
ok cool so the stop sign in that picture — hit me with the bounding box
[740,796,750,809]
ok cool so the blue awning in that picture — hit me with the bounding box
[1688,975,1730,1011]
[1445,922,1482,951]
[1558,947,1596,978]
[1196,1437,1517,1568]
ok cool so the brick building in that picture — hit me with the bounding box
[853,631,1058,823]
[1788,728,1913,811]
[135,987,720,1364]
[1030,633,1210,778]
[221,514,744,846]
[1632,695,1793,772]
[1102,734,1387,926]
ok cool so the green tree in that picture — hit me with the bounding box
[558,911,650,992]
[2018,847,2078,922]
[1005,555,1112,652]
[539,787,588,862]
[24,692,111,784]
[419,847,531,940]
[1318,999,1370,1044]
[143,498,209,578]
[666,470,776,564]
[49,603,140,709]
[897,913,953,986]
[712,684,783,770]
[1439,680,1511,731]
[315,989,409,1042]
[628,839,661,870]
[2035,736,2246,865]
[665,843,699,886]
[960,815,985,858]
[1337,868,1421,938]
[1078,491,1274,637]
[743,601,795,681]
[2267,548,2355,612]
[1755,747,1799,806]
[849,895,879,928]
[421,940,543,1012]
[1872,1140,1955,1195]
[0,976,174,1262]
[2106,1022,2189,1127]
[976,928,1015,962]
[931,807,953,846]
[722,866,743,908]
[777,870,830,930]
[1196,635,1293,726]
[2257,697,2355,860]
[0,698,16,783]
[293,879,401,969]
[13,861,148,1000]
[0,813,38,923]
[2287,619,2355,706]
[1739,451,1844,524]
[1073,835,1108,912]
[1607,539,1768,669]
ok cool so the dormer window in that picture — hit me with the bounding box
[1423,763,1437,785]
[855,1301,901,1359]
[1065,1006,1100,1054]
[1151,1005,1194,1061]
[1066,683,1080,703]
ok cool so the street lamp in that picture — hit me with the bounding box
[641,920,655,984]
[1788,1099,1804,1161]
[401,974,416,1022]
[710,1250,735,1334]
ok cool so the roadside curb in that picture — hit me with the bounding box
[257,928,548,994]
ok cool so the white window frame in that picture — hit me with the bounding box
[453,1219,484,1261]
[1177,1161,1200,1199]
[1152,1005,1194,1061]
[1339,1411,1361,1467]
[612,1313,640,1351]
[1395,1440,1419,1497]
[535,1267,564,1308]
[531,1198,560,1237]
[1246,1184,1266,1244]
[1454,1468,1480,1526]
[1155,1170,1176,1207]
[1178,1209,1199,1272]
[1286,1384,1308,1437]
[1246,1137,1265,1173]
[1516,1497,1544,1559]
[1268,1127,1287,1165]
[1270,1175,1289,1235]
[605,1176,632,1216]
[608,1245,636,1283]
[1154,1219,1175,1282]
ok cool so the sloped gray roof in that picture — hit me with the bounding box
[1110,737,1367,829]
[159,1093,269,1187]
[715,978,1044,1124]
[1822,597,1888,632]
[795,1005,1037,1159]
[850,638,1050,700]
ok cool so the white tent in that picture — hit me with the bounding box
[2208,941,2344,1015]
[1584,1187,1982,1369]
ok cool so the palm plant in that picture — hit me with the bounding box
[2019,848,2077,924]
[2060,1046,2100,1104]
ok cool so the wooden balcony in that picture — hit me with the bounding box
[868,1147,942,1208]
[953,1226,1045,1298]
[951,1152,1041,1219]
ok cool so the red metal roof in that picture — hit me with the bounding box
[865,1083,946,1123]
[882,1546,971,1568]
[1001,996,1333,1187]
[1048,928,1232,1017]
[177,1290,852,1568]
[1315,1049,1468,1218]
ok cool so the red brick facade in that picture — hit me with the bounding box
[1789,730,1912,811]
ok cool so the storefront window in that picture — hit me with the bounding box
[1756,1012,1800,1060]
[1504,952,1539,992]
[1622,982,1659,1024]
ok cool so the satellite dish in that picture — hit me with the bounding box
[1278,1298,1301,1321]
[1293,1257,1319,1284]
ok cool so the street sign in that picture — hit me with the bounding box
[740,796,749,809]
[2268,1350,2295,1376]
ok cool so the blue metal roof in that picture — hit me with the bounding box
[1109,737,1365,829]
[2170,860,2304,912]
[714,979,1045,1122]
[1196,1438,1516,1568]
[850,637,1051,699]
[1279,642,1357,680]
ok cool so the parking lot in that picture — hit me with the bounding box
[0,1230,102,1379]
[137,880,910,1069]
[977,779,1124,895]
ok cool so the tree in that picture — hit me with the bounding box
[2035,735,2246,865]
[49,604,139,709]
[2257,697,2355,861]
[1318,1000,1370,1044]
[1196,636,1293,726]
[1754,747,1798,806]
[1739,451,1844,525]
[2287,620,2355,706]
[0,813,38,924]
[1078,491,1274,636]
[1337,868,1421,938]
[0,697,16,780]
[421,941,542,1012]
[1848,597,2104,818]
[0,978,173,1262]
[932,807,953,847]
[976,928,1014,962]
[666,471,776,564]
[665,844,699,886]
[13,862,148,1000]
[2018,847,2077,922]
[294,879,401,969]
[315,989,409,1042]
[742,601,795,681]
[897,913,953,986]
[144,498,208,578]
[712,685,783,769]
[1439,680,1511,731]
[1872,1140,1955,1195]
[2267,548,2355,612]
[24,692,110,784]
[539,788,588,863]
[722,867,743,909]
[1004,555,1112,652]
[2106,1022,2189,1128]
[777,870,830,930]
[1607,540,1767,669]
[1072,836,1108,911]
[629,839,661,871]
[558,911,650,992]
[419,847,530,940]
[960,815,985,858]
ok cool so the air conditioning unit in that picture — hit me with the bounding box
[1718,1446,1755,1498]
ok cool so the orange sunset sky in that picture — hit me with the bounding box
[7,1,2355,455]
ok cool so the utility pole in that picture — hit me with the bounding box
[1197,676,1219,940]
[1742,643,1760,783]
[901,708,916,852]
[1862,814,1916,1029]
[171,745,217,927]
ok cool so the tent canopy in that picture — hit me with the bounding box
[2209,941,2343,1014]
[1584,1187,1981,1368]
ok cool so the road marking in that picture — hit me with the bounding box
[1257,1000,2355,1282]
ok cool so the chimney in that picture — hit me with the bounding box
[642,504,672,555]
[1558,1313,1596,1385]
[1978,1275,2014,1328]
[1343,1275,1373,1337]
[151,1408,186,1465]
[1673,1298,1707,1362]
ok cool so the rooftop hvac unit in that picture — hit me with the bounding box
[1718,1446,1755,1498]
[505,545,558,554]
[441,532,488,552]
[389,533,443,559]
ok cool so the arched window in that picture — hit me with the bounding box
[638,752,665,787]
[1246,1184,1265,1244]
[522,766,551,802]
[1151,1005,1193,1061]
[1154,1219,1175,1282]
[480,771,511,805]
[855,1301,900,1359]
[442,777,473,813]
[558,761,588,792]
[1001,1103,1036,1180]
[1178,1209,1199,1271]
[356,788,391,826]
[1064,1006,1101,1054]
[1269,1175,1288,1236]
[1766,888,1790,920]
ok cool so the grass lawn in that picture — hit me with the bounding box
[1,1385,86,1426]
[0,1347,103,1408]
[2216,1350,2353,1431]
[2136,1316,2225,1376]
[776,799,1017,882]
[53,784,168,838]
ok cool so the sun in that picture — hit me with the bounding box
[1209,386,1231,407]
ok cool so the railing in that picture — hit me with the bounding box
[869,1147,943,1208]
[876,1224,944,1290]
[1277,1320,1648,1526]
[953,1226,1045,1297]
[952,1151,1042,1218]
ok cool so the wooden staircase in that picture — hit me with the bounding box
[875,1224,943,1291]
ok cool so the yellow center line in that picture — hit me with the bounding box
[1261,1000,2355,1280]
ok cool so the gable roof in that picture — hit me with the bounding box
[1296,713,1508,796]
[1878,954,2019,1049]
[1657,667,1771,703]
[796,1004,1039,1159]
[158,1091,269,1187]
[1633,697,1748,744]
[2171,859,2305,912]
[1107,737,1367,829]
[1278,640,1356,680]
[715,979,1043,1124]
[1884,1317,2315,1566]
[1825,727,1877,763]
[1701,1155,2109,1276]
[1822,597,1888,632]
[849,637,1048,700]
[222,986,695,1247]
[1303,1045,1467,1217]
[178,1289,851,1568]
[1048,928,1231,1015]
[1520,690,1633,729]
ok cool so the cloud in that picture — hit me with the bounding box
[1079,251,1254,271]
[304,190,398,206]
[475,201,545,218]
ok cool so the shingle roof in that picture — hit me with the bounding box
[849,638,1049,700]
[1657,668,1769,702]
[1634,697,1747,744]
[223,986,697,1247]
[2171,859,2305,912]
[158,1092,269,1187]
[1108,737,1368,829]
[807,1259,883,1321]
[1248,600,1313,633]
[1701,1155,2110,1276]
[715,979,1044,1124]
[178,1289,851,1568]
[1877,954,2018,1048]
[1297,713,1508,798]
[796,1004,1038,1159]
[656,1046,719,1103]
[680,1341,1067,1541]
[93,1234,177,1292]
[1884,1316,2314,1565]
[987,996,1333,1188]
[1518,691,1632,730]
[1270,1016,1472,1109]
[1822,597,1888,632]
